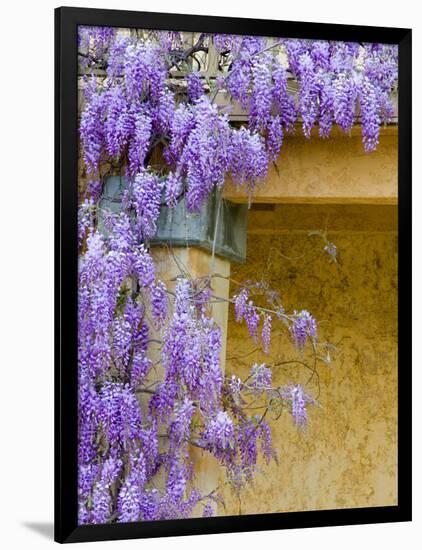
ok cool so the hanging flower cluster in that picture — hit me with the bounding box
[77,27,397,525]
[219,37,397,152]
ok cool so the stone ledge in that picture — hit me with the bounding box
[224,126,398,205]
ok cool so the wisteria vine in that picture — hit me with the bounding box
[77,26,398,524]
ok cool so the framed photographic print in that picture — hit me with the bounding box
[55,6,412,543]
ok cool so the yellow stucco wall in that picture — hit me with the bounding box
[218,202,398,514]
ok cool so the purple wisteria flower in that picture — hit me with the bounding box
[258,421,273,463]
[234,288,249,322]
[132,244,155,287]
[79,26,115,64]
[297,52,318,138]
[227,375,244,406]
[203,411,235,456]
[128,111,152,176]
[104,86,132,158]
[202,503,215,517]
[213,33,241,54]
[290,310,317,349]
[117,452,146,522]
[91,456,122,524]
[186,72,205,102]
[317,73,334,138]
[131,353,152,388]
[80,89,106,172]
[77,27,397,525]
[280,384,315,427]
[333,73,358,133]
[78,198,94,247]
[261,315,272,354]
[248,363,272,393]
[250,53,272,131]
[132,169,163,239]
[359,76,381,153]
[267,116,284,162]
[165,103,194,165]
[244,305,260,342]
[150,280,168,327]
[179,97,232,211]
[169,397,195,451]
[165,171,184,207]
[229,127,268,190]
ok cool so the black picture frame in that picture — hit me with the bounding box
[55,6,412,544]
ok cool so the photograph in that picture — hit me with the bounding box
[75,23,401,526]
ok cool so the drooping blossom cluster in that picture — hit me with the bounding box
[233,288,262,342]
[79,30,398,216]
[233,289,318,354]
[290,310,318,350]
[217,37,397,153]
[131,169,163,239]
[261,315,272,355]
[77,26,396,525]
[248,363,272,393]
[280,384,315,427]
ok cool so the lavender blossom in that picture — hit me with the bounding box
[359,76,381,153]
[250,53,272,131]
[117,453,146,522]
[80,90,106,172]
[244,304,260,342]
[261,315,272,354]
[92,456,122,524]
[249,363,272,393]
[234,288,249,322]
[229,127,268,190]
[333,73,357,133]
[258,421,273,463]
[104,86,132,158]
[150,280,168,327]
[267,116,284,162]
[179,97,232,211]
[166,104,194,164]
[155,88,176,134]
[131,353,152,387]
[228,375,243,406]
[213,34,241,53]
[77,28,398,525]
[280,384,314,427]
[165,172,183,207]
[186,72,205,102]
[132,169,163,239]
[290,310,317,349]
[169,397,195,451]
[128,111,152,176]
[202,503,215,517]
[203,411,235,456]
[78,198,94,247]
[297,52,318,138]
[132,244,155,287]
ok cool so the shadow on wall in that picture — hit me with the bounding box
[22,522,54,540]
